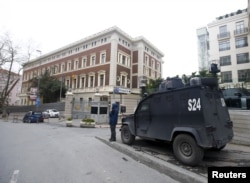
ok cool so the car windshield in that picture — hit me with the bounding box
[223,88,250,96]
[238,88,250,96]
[33,112,42,115]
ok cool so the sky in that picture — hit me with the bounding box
[0,0,248,78]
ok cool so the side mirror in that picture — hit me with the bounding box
[143,93,148,98]
[234,92,242,97]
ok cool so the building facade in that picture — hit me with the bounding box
[20,26,164,113]
[197,27,210,71]
[197,2,250,89]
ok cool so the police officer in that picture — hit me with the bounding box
[109,102,118,141]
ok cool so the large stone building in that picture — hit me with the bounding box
[20,26,164,114]
[197,1,250,89]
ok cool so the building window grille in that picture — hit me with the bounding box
[99,74,104,86]
[100,53,106,64]
[89,76,95,87]
[221,71,232,83]
[74,60,79,70]
[151,59,155,69]
[218,25,229,39]
[235,37,248,48]
[81,77,85,88]
[73,78,77,89]
[238,69,250,82]
[219,40,230,51]
[121,75,126,87]
[220,56,231,66]
[67,62,71,71]
[144,55,148,65]
[82,57,87,68]
[237,53,249,64]
[235,21,245,35]
[91,56,96,66]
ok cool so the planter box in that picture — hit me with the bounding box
[66,121,73,127]
[80,122,95,128]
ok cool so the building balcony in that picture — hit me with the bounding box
[234,28,249,36]
[71,86,114,94]
[217,32,230,40]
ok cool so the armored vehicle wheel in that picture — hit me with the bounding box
[173,134,204,166]
[121,125,135,145]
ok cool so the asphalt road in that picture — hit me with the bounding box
[0,120,179,183]
[1,117,250,183]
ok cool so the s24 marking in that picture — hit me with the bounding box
[188,98,201,111]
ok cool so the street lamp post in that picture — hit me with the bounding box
[36,50,42,109]
[36,50,42,57]
[60,76,63,102]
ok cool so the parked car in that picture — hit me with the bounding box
[222,88,250,109]
[23,111,44,123]
[43,109,60,118]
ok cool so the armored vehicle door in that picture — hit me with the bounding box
[135,102,151,136]
[201,90,233,148]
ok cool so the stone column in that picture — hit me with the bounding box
[64,91,73,119]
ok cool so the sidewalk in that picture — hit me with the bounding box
[224,142,250,153]
[44,117,122,128]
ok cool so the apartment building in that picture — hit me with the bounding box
[197,27,210,71]
[197,2,250,89]
[20,26,164,113]
[0,68,22,105]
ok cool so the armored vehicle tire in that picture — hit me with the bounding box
[121,125,135,145]
[173,134,204,166]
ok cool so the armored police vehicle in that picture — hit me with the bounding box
[120,77,234,166]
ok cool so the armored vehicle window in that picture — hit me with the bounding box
[139,103,150,112]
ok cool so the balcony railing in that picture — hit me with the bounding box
[221,79,232,83]
[72,86,114,93]
[236,43,248,48]
[234,28,249,36]
[237,59,250,64]
[219,46,230,51]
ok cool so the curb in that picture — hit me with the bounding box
[96,136,207,183]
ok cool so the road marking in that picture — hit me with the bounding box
[10,170,19,183]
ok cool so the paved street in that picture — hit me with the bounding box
[1,116,250,183]
[0,120,179,183]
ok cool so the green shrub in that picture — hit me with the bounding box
[82,118,95,123]
[67,117,72,121]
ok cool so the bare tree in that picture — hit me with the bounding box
[0,33,19,116]
[0,33,38,117]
